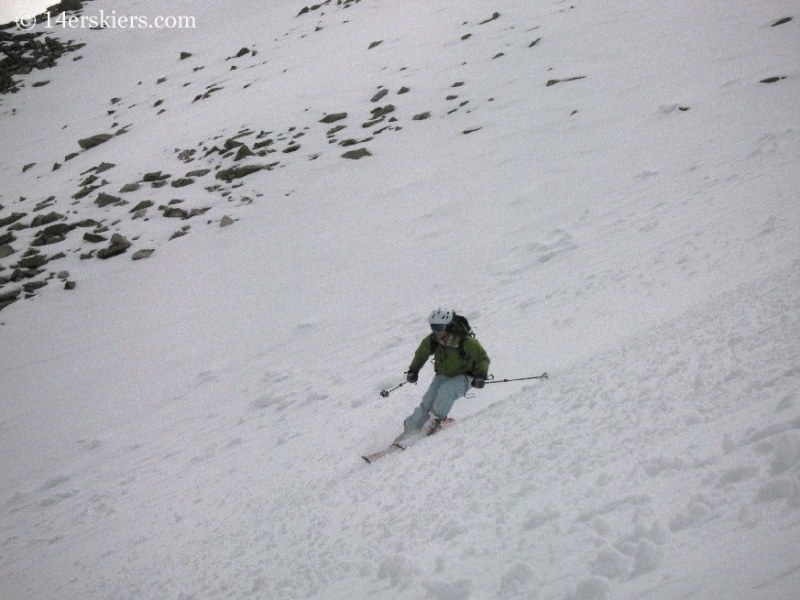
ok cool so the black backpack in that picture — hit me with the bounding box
[449,314,474,339]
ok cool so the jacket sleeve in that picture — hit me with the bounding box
[464,338,490,378]
[409,335,434,372]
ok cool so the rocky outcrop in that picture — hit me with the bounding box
[0,31,86,94]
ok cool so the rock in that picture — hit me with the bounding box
[95,192,123,207]
[342,148,372,160]
[83,232,107,243]
[142,171,171,182]
[180,51,193,60]
[320,112,348,124]
[64,281,76,290]
[31,223,71,246]
[0,212,26,227]
[546,75,587,86]
[220,215,235,227]
[30,211,64,228]
[119,183,141,193]
[371,89,389,103]
[22,280,48,293]
[73,219,100,228]
[15,255,48,269]
[131,249,155,260]
[413,112,431,121]
[0,245,14,259]
[78,133,114,150]
[0,30,85,95]
[54,0,84,12]
[186,169,211,177]
[161,207,189,219]
[223,138,244,151]
[370,104,395,118]
[216,164,275,182]
[73,184,102,199]
[130,200,154,213]
[96,234,131,259]
[0,288,21,312]
[170,178,195,188]
[188,207,211,219]
[234,145,254,161]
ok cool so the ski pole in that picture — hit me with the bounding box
[380,381,409,397]
[484,372,548,384]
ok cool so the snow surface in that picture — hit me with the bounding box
[1,0,799,598]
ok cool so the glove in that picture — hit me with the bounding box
[471,376,486,389]
[406,369,419,384]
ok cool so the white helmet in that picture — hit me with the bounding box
[428,308,454,326]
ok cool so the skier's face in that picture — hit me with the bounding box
[431,324,450,341]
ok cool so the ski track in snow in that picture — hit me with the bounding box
[1,0,799,598]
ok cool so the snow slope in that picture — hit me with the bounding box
[1,0,799,598]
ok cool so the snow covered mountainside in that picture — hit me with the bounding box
[1,0,798,598]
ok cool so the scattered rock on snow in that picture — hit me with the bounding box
[342,148,372,159]
[216,164,275,182]
[546,75,587,86]
[320,112,348,124]
[96,234,131,259]
[78,133,114,150]
[0,288,22,312]
[131,249,155,260]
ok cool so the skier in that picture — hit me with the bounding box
[401,308,491,437]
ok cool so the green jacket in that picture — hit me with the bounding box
[409,333,490,378]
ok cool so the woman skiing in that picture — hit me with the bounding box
[401,308,491,436]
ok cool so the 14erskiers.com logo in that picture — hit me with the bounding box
[16,10,196,31]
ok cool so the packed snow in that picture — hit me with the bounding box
[1,0,798,598]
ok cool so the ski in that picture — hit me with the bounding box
[362,418,454,463]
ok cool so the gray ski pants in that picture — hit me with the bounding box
[403,374,471,433]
